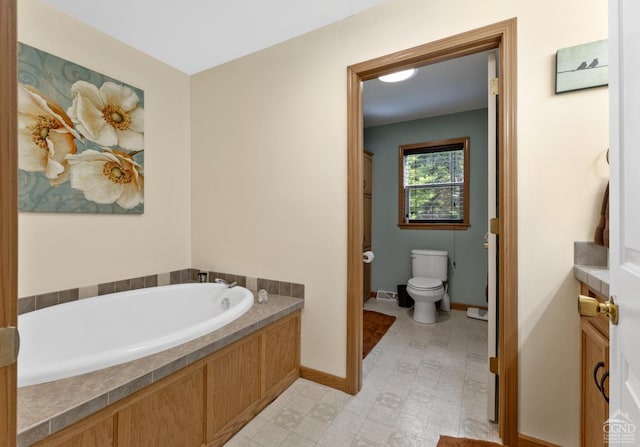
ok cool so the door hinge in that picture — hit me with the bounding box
[489,218,500,235]
[489,356,499,375]
[0,327,20,368]
[490,77,499,96]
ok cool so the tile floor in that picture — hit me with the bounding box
[227,299,500,446]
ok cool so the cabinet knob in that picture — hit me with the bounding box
[578,295,619,325]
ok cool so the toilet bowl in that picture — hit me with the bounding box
[406,249,448,324]
[407,277,444,324]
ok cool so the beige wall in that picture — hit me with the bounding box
[18,0,608,444]
[18,1,192,296]
[191,0,608,445]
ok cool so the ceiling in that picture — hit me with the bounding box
[42,0,489,127]
[363,51,492,127]
[42,0,389,75]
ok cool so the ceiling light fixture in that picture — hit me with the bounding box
[378,68,417,83]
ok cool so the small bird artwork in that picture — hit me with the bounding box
[587,58,599,68]
[576,61,587,70]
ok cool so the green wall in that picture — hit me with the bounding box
[364,108,488,307]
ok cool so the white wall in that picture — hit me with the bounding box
[18,1,192,296]
[191,0,608,445]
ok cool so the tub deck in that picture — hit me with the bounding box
[17,293,304,447]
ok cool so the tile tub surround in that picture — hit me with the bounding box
[574,241,610,298]
[18,268,304,314]
[17,294,304,447]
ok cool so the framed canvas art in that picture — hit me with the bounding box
[18,43,144,214]
[556,39,608,94]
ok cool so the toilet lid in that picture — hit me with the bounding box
[408,277,442,290]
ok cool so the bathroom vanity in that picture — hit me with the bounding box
[579,282,609,447]
[574,242,610,447]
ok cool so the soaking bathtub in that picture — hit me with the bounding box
[18,282,254,387]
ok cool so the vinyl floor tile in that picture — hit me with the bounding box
[227,301,499,445]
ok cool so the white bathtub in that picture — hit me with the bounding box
[18,283,254,387]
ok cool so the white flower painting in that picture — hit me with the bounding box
[18,43,144,214]
[67,148,144,209]
[68,81,144,150]
[18,84,80,185]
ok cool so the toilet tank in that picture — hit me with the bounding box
[411,249,448,280]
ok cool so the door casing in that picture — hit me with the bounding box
[0,0,18,445]
[345,18,518,446]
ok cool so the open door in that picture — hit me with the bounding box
[608,0,640,444]
[486,51,498,423]
[0,0,18,446]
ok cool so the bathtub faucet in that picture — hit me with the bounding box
[214,278,237,288]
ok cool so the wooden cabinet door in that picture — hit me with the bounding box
[207,336,261,436]
[363,152,373,195]
[363,151,373,302]
[363,195,372,250]
[581,318,609,447]
[118,368,205,447]
[264,315,299,394]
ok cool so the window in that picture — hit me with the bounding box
[398,137,470,229]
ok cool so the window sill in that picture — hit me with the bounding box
[397,222,470,230]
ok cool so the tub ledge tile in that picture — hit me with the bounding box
[152,357,189,383]
[17,420,50,447]
[108,373,153,405]
[50,394,109,434]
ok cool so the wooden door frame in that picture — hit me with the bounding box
[346,19,518,446]
[0,0,18,445]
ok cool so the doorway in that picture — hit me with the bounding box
[345,19,518,446]
[362,47,496,424]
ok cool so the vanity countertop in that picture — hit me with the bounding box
[574,264,610,298]
[17,293,304,447]
[573,241,610,298]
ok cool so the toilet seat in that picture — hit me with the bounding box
[408,277,442,291]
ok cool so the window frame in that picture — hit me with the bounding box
[397,137,470,230]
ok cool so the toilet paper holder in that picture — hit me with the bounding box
[362,251,375,263]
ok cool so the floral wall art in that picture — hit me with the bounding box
[18,43,144,213]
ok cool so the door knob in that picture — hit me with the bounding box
[578,295,619,325]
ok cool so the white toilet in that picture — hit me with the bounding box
[407,249,448,324]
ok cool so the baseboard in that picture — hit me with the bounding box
[450,302,488,311]
[300,366,348,393]
[518,433,561,447]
